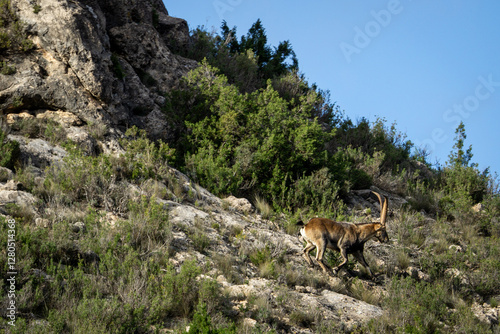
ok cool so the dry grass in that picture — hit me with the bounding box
[253,194,273,219]
[349,279,381,306]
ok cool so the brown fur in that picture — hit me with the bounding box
[298,192,389,277]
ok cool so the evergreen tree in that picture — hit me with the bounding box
[448,121,474,167]
[239,19,272,69]
[220,20,239,54]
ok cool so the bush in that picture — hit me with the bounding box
[0,123,19,169]
[12,117,67,145]
[148,259,210,320]
[122,195,171,254]
[176,60,336,211]
[0,0,33,52]
[0,60,15,74]
[184,303,236,334]
[41,149,119,208]
[439,165,489,216]
[119,126,175,181]
[378,277,451,333]
[365,275,493,333]
[175,20,297,93]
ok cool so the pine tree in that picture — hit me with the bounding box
[448,121,474,167]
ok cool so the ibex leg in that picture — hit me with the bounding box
[353,250,373,277]
[302,241,316,267]
[333,247,348,275]
[315,240,331,274]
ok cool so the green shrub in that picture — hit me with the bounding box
[212,253,244,284]
[0,60,15,74]
[285,167,342,212]
[365,274,494,333]
[248,244,272,267]
[0,124,20,169]
[122,195,171,253]
[42,150,118,208]
[11,117,67,145]
[119,126,175,181]
[376,277,452,333]
[148,259,205,319]
[178,60,337,211]
[0,0,33,52]
[184,303,236,334]
[33,4,41,14]
[87,121,108,140]
[187,225,211,254]
[110,53,125,79]
[466,237,500,297]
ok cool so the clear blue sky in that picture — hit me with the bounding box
[164,0,500,176]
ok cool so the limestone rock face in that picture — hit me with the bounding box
[2,0,196,137]
[224,195,255,214]
[7,135,67,167]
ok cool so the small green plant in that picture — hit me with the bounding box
[33,4,42,14]
[43,119,67,144]
[212,253,244,284]
[148,259,210,319]
[110,53,125,79]
[248,244,272,267]
[188,226,211,254]
[151,9,159,29]
[0,60,15,74]
[184,302,236,334]
[87,121,108,140]
[395,248,410,270]
[4,203,34,222]
[289,309,316,328]
[0,119,20,169]
[120,126,175,180]
[123,195,171,253]
[10,95,23,109]
[0,0,33,52]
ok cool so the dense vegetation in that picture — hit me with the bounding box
[166,21,417,216]
[1,18,499,333]
[0,0,33,54]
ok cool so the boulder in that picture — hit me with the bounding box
[0,180,24,191]
[472,203,484,213]
[472,302,499,326]
[224,195,255,214]
[35,110,83,127]
[8,135,66,167]
[319,289,383,323]
[0,189,37,217]
[0,167,14,182]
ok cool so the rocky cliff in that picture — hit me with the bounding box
[2,0,195,138]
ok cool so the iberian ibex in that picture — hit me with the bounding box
[297,192,389,277]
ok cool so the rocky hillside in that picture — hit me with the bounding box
[2,0,195,138]
[1,1,500,333]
